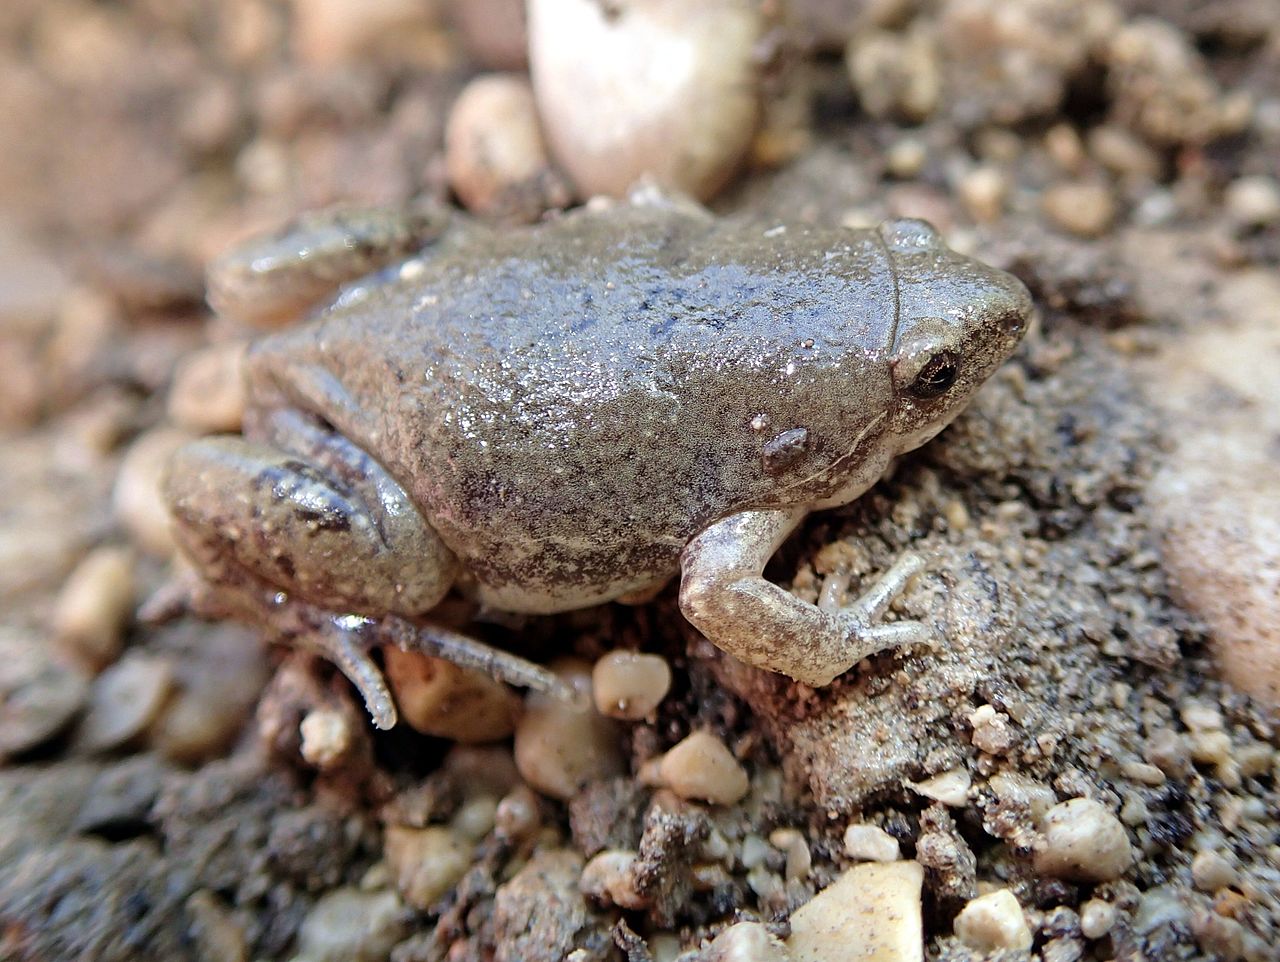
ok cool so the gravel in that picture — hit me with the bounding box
[2,1,1280,958]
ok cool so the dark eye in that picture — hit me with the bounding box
[908,351,959,399]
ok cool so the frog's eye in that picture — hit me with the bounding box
[906,351,959,399]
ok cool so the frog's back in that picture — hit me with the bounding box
[250,205,898,612]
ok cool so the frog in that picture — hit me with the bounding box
[163,194,1032,729]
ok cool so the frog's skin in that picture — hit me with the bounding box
[165,198,1031,728]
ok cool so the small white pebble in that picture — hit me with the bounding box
[1034,797,1134,882]
[787,861,924,962]
[741,834,772,870]
[591,650,672,720]
[769,828,811,882]
[1121,760,1167,786]
[1042,181,1116,238]
[968,704,1015,755]
[580,849,646,910]
[450,795,498,842]
[659,731,750,806]
[907,768,971,807]
[494,784,542,841]
[528,0,765,201]
[1225,175,1280,226]
[1144,728,1191,777]
[886,138,927,179]
[383,825,473,911]
[954,889,1032,951]
[1236,741,1275,778]
[1120,792,1150,827]
[1044,123,1086,173]
[294,887,409,962]
[988,772,1057,820]
[1180,700,1224,732]
[1079,898,1117,939]
[701,921,790,962]
[1188,729,1233,767]
[843,823,901,863]
[648,933,684,962]
[300,708,354,770]
[1191,849,1238,892]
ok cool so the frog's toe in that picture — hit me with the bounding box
[309,617,398,730]
[856,620,935,654]
[846,552,928,623]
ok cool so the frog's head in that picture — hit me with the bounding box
[880,219,1032,454]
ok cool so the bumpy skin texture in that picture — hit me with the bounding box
[166,200,1031,717]
[242,207,1026,608]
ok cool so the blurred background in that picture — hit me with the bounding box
[1,2,1279,961]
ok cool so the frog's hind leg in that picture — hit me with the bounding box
[297,611,583,728]
[166,425,458,620]
[206,203,454,328]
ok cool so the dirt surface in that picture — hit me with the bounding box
[1,2,1279,961]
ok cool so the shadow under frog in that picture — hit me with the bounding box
[163,196,1031,728]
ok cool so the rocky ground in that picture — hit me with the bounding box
[1,1,1278,960]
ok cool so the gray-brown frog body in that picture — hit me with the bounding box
[166,199,1031,727]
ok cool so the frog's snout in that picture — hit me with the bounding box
[991,269,1035,356]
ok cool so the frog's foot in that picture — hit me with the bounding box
[306,614,583,728]
[207,202,453,327]
[680,509,933,687]
[829,552,933,655]
[307,615,399,730]
[382,616,585,708]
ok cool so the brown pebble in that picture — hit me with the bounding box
[113,427,195,557]
[167,341,248,433]
[0,628,91,760]
[77,653,175,753]
[447,0,528,71]
[384,647,519,743]
[445,73,570,223]
[150,625,267,765]
[513,660,624,800]
[293,887,410,962]
[384,825,474,910]
[52,545,135,670]
[1042,181,1117,238]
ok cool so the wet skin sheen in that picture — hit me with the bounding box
[165,200,1032,726]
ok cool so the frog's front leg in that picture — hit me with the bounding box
[679,509,931,686]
